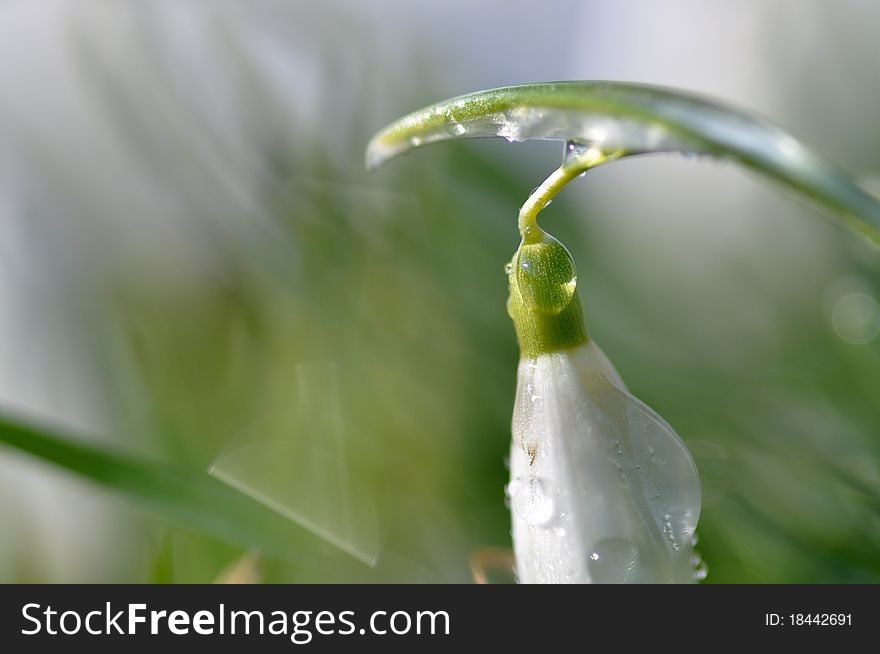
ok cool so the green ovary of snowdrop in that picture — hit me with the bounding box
[506,171,701,584]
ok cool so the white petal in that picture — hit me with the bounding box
[510,341,700,583]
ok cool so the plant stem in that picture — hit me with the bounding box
[517,146,606,237]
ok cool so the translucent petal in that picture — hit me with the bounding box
[589,369,701,553]
[510,342,699,583]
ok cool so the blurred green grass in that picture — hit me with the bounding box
[1,1,879,583]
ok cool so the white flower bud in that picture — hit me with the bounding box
[509,341,701,583]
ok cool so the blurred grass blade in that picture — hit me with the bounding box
[367,81,880,245]
[209,363,381,566]
[0,411,370,567]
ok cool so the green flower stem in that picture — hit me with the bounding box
[367,82,880,247]
[508,152,609,358]
[518,146,606,237]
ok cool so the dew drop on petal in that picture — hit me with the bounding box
[587,538,640,583]
[693,559,709,581]
[503,481,514,509]
[512,477,554,526]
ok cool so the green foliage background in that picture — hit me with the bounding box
[1,1,879,583]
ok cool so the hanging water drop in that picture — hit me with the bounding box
[689,536,707,581]
[503,480,513,509]
[693,559,709,581]
[563,139,602,170]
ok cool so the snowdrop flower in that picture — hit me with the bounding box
[506,157,701,583]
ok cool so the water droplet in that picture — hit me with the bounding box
[498,117,522,143]
[693,560,709,581]
[563,140,601,169]
[512,477,554,526]
[526,382,541,404]
[504,262,513,275]
[513,233,577,314]
[587,538,640,583]
[443,114,467,136]
[503,481,514,508]
[409,136,423,147]
[661,515,681,552]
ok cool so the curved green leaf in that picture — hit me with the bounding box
[367,81,880,245]
[0,411,373,567]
